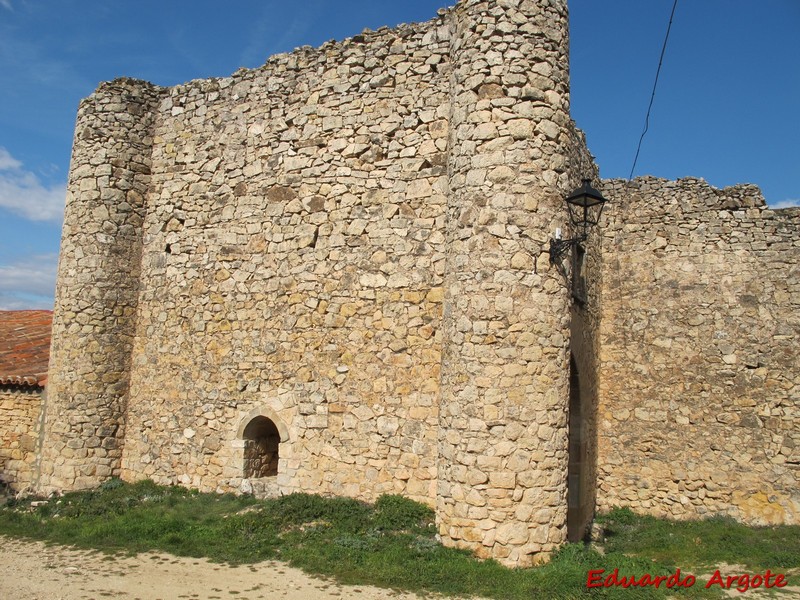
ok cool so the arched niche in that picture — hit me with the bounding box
[236,407,290,479]
[242,416,280,478]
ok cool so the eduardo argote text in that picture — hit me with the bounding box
[587,567,789,593]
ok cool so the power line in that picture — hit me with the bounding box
[629,0,679,181]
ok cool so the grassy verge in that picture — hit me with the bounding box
[1,481,797,599]
[597,507,800,572]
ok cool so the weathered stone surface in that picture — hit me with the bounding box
[29,0,799,573]
[591,177,800,527]
[434,0,593,569]
[37,78,161,493]
[0,387,42,490]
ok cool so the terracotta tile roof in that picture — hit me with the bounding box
[0,310,52,387]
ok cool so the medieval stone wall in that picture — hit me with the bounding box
[0,386,43,490]
[42,0,600,567]
[119,14,452,505]
[595,177,800,525]
[39,0,799,570]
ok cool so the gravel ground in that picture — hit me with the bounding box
[0,535,431,600]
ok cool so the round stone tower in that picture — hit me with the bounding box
[36,79,162,492]
[438,0,590,566]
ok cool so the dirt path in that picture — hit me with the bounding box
[4,534,797,599]
[0,535,431,600]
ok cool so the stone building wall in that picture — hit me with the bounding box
[43,0,598,567]
[39,0,800,570]
[0,386,43,490]
[594,177,800,525]
[119,12,452,505]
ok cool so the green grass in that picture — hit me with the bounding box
[597,507,800,571]
[2,481,797,599]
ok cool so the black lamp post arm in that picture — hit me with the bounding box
[548,234,586,264]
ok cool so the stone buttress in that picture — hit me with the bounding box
[437,0,590,566]
[36,79,162,491]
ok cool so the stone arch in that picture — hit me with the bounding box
[236,407,289,479]
[236,407,289,442]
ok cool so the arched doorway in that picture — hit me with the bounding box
[242,416,280,478]
[567,355,589,542]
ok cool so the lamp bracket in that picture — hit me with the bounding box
[549,234,586,264]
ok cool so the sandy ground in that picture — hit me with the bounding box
[0,535,433,600]
[3,535,798,600]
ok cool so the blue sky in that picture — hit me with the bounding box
[0,0,798,310]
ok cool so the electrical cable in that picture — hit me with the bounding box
[629,0,679,181]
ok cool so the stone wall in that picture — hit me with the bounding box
[0,386,43,491]
[594,177,800,525]
[118,11,452,506]
[43,0,599,567]
[37,80,162,492]
[42,0,799,569]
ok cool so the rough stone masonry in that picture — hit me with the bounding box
[25,0,798,568]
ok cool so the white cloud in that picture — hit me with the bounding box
[0,253,58,310]
[0,147,66,222]
[769,198,800,209]
[0,148,22,170]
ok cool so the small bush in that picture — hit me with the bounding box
[99,477,124,491]
[267,493,371,532]
[371,494,434,533]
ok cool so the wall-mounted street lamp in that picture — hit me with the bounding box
[549,178,608,264]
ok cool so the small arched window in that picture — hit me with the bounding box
[242,416,280,478]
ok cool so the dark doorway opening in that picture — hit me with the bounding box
[243,416,280,478]
[567,355,589,542]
